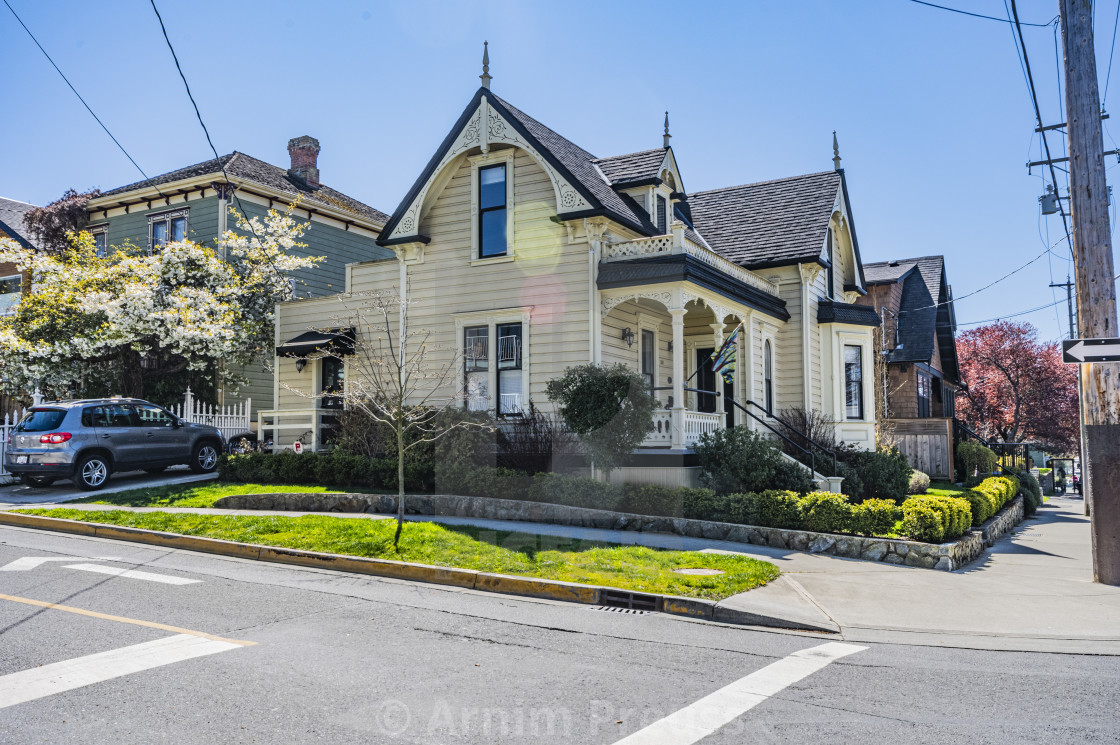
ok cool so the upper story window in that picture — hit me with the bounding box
[88,224,108,256]
[479,164,507,258]
[844,344,863,420]
[0,275,21,316]
[149,208,188,252]
[656,194,667,234]
[826,228,835,299]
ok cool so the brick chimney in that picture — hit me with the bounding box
[287,135,320,187]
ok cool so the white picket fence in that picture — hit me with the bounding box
[0,407,29,483]
[168,388,252,435]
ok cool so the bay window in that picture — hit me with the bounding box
[464,325,489,412]
[496,322,523,416]
[844,344,863,420]
[917,372,932,418]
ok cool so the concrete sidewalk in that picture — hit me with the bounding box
[5,493,1116,653]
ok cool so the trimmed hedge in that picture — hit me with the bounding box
[218,455,1021,545]
[1018,471,1042,515]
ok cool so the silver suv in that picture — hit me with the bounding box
[4,398,225,490]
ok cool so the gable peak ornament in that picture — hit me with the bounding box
[663,111,671,148]
[480,41,492,90]
[832,130,842,171]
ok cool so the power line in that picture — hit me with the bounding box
[957,297,1067,327]
[3,0,156,187]
[1104,0,1120,105]
[148,0,286,281]
[907,0,1055,27]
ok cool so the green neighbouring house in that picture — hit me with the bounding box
[84,136,391,427]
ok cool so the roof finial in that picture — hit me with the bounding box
[663,111,671,148]
[480,41,492,90]
[832,130,842,171]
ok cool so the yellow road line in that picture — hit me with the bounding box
[0,593,256,647]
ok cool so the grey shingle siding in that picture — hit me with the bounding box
[0,197,37,248]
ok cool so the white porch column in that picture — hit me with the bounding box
[670,308,687,449]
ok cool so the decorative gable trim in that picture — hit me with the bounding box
[381,89,595,244]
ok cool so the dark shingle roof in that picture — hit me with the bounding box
[686,172,841,269]
[592,148,668,185]
[490,95,657,234]
[863,260,917,284]
[0,197,38,249]
[889,256,959,382]
[98,152,389,226]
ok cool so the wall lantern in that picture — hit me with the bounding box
[295,358,307,373]
[621,328,635,347]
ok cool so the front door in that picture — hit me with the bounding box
[696,347,736,428]
[320,357,345,448]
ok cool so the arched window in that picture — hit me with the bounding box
[764,340,774,415]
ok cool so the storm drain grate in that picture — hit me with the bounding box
[598,589,661,611]
[589,606,652,615]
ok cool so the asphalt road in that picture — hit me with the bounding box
[0,467,217,507]
[0,524,1116,744]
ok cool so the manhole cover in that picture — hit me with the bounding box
[672,568,724,576]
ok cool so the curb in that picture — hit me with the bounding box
[0,511,830,632]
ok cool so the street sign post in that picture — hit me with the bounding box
[1062,338,1120,364]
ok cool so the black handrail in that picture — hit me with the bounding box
[739,398,838,474]
[952,418,1021,478]
[725,397,816,479]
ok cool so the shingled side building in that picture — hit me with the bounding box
[858,256,961,477]
[268,72,884,485]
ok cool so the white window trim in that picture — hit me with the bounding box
[636,313,660,394]
[761,332,777,419]
[836,330,871,422]
[454,307,531,416]
[147,207,189,253]
[469,150,515,265]
[87,223,108,256]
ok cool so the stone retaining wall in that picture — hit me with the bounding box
[214,491,1026,571]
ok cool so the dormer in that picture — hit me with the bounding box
[591,117,686,236]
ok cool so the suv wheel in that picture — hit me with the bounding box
[76,454,111,491]
[20,475,55,488]
[191,442,219,473]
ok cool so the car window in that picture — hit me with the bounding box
[135,404,175,428]
[99,404,137,428]
[81,407,112,427]
[17,408,66,432]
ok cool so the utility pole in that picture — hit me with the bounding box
[1060,0,1120,585]
[1049,278,1077,340]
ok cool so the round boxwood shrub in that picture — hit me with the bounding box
[850,498,903,536]
[901,504,944,543]
[799,492,854,534]
[908,470,930,495]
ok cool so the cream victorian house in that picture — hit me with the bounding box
[267,66,881,482]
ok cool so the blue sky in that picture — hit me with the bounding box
[3,0,1117,342]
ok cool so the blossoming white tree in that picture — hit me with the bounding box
[0,206,319,400]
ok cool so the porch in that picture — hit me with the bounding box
[598,231,786,449]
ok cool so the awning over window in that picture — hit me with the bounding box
[276,327,356,357]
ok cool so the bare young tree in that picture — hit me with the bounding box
[287,286,488,547]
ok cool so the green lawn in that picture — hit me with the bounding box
[926,481,967,498]
[71,482,365,509]
[14,508,779,600]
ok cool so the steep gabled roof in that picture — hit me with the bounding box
[686,172,842,268]
[0,196,38,249]
[97,152,389,226]
[490,94,657,234]
[377,89,660,244]
[592,148,668,185]
[886,255,960,383]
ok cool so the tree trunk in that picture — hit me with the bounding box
[394,415,405,548]
[121,350,145,398]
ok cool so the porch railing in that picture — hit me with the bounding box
[640,409,722,447]
[258,408,340,452]
[601,222,780,297]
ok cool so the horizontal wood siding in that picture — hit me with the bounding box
[96,195,221,252]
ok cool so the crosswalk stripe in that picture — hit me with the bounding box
[62,563,200,585]
[611,642,867,744]
[0,634,241,709]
